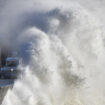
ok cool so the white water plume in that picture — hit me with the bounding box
[0,0,105,105]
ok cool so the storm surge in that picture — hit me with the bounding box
[0,0,105,105]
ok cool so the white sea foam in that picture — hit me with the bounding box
[0,0,105,105]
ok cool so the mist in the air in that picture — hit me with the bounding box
[0,0,105,105]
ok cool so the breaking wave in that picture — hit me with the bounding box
[0,0,105,105]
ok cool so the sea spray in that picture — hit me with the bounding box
[2,27,81,105]
[0,0,105,105]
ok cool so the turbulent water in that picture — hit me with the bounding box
[0,0,105,105]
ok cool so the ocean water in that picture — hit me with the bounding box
[0,0,105,105]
